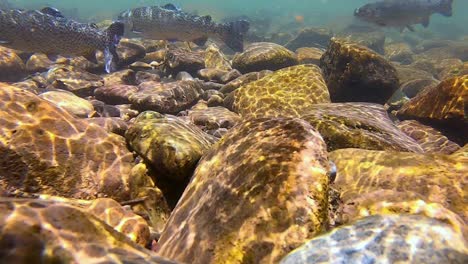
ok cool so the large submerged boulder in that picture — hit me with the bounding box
[320,38,399,104]
[157,118,333,263]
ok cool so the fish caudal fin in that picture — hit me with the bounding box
[220,20,250,52]
[104,21,125,73]
[437,0,453,17]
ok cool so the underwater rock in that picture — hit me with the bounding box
[400,78,439,98]
[182,105,241,137]
[204,43,232,71]
[135,71,161,85]
[438,61,468,80]
[295,47,324,65]
[397,120,461,154]
[11,79,42,94]
[280,214,468,264]
[226,64,330,119]
[301,103,423,152]
[142,49,167,64]
[219,69,242,84]
[116,104,139,121]
[207,94,224,107]
[129,80,204,114]
[84,197,151,246]
[103,69,137,86]
[397,75,467,144]
[89,99,121,118]
[219,70,272,94]
[25,53,54,73]
[0,83,152,201]
[329,148,467,223]
[46,65,103,97]
[232,42,298,73]
[129,61,153,71]
[156,117,332,264]
[39,90,94,118]
[197,68,229,82]
[201,81,224,91]
[165,47,205,75]
[0,47,27,82]
[202,89,224,101]
[320,38,399,104]
[126,112,216,181]
[338,30,386,54]
[0,198,177,264]
[94,84,139,105]
[285,27,332,50]
[268,32,293,46]
[64,56,102,73]
[384,42,414,64]
[394,65,435,84]
[87,117,128,136]
[117,38,147,66]
[415,42,468,62]
[175,71,193,81]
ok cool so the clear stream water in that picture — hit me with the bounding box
[5,0,468,37]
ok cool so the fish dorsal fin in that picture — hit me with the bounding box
[41,7,65,18]
[162,3,181,11]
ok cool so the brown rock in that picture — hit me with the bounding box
[165,47,205,75]
[130,80,204,114]
[285,27,332,50]
[103,69,136,86]
[397,120,461,154]
[302,103,423,152]
[220,70,272,94]
[184,105,241,136]
[232,42,298,73]
[227,64,331,119]
[0,47,27,82]
[157,118,333,263]
[384,42,414,64]
[117,39,147,66]
[95,85,139,105]
[394,65,435,84]
[400,78,439,98]
[39,90,95,118]
[296,47,324,65]
[204,44,232,71]
[397,75,467,144]
[26,53,53,73]
[329,148,468,224]
[0,83,151,201]
[46,65,103,97]
[320,38,399,104]
[0,198,177,264]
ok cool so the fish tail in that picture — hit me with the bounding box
[104,21,124,73]
[219,20,250,52]
[437,0,453,17]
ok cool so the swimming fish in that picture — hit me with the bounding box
[117,3,250,52]
[0,7,124,72]
[354,0,453,32]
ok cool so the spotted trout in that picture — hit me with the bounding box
[118,3,250,52]
[354,0,453,32]
[0,7,124,72]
